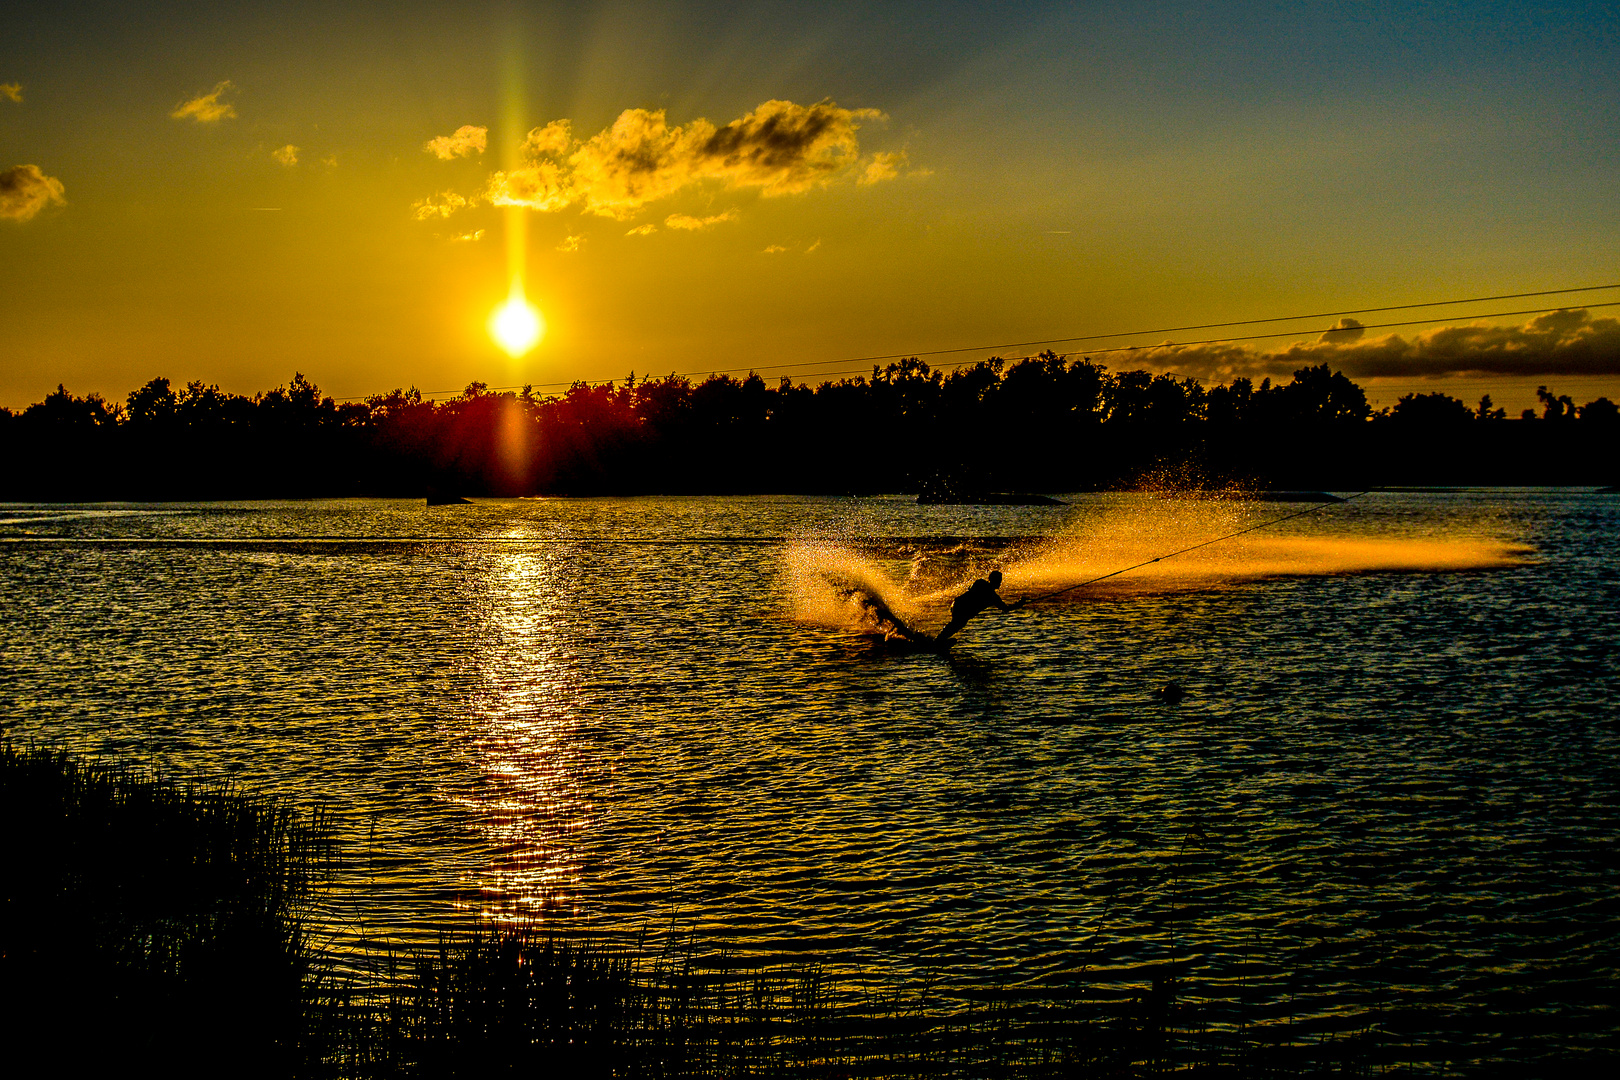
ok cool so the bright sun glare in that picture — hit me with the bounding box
[489,293,544,356]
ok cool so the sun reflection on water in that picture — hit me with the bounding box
[460,537,594,922]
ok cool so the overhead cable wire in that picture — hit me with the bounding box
[768,281,1620,366]
[1064,300,1620,358]
[344,283,1620,401]
[539,300,1620,395]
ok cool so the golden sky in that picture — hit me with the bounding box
[3,1,1618,412]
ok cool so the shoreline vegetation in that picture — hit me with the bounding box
[1,744,328,1076]
[6,744,1602,1078]
[2,357,1616,501]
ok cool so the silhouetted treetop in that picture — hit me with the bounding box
[3,358,1614,498]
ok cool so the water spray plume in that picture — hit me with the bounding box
[784,503,1532,639]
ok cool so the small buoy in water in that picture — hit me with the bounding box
[1155,682,1187,705]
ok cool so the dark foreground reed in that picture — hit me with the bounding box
[302,929,1394,1079]
[2,745,1400,1077]
[1,744,331,1076]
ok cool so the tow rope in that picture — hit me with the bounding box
[1023,490,1374,604]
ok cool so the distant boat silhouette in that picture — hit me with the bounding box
[915,473,1066,506]
[425,489,471,506]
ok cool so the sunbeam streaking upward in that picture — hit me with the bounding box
[488,29,542,361]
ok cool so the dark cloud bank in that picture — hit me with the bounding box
[1147,309,1620,381]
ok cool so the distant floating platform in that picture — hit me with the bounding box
[1246,491,1345,503]
[916,493,1067,506]
[425,494,472,506]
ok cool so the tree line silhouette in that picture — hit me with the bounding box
[2,354,1615,499]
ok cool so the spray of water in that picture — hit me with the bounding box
[785,503,1532,637]
[784,541,933,638]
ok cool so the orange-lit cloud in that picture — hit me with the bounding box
[625,223,657,236]
[171,81,236,123]
[665,209,736,230]
[1,83,22,103]
[556,234,583,252]
[411,190,469,219]
[272,144,299,166]
[763,244,787,254]
[1148,309,1620,380]
[699,99,885,195]
[485,160,572,212]
[1,164,66,222]
[858,151,906,185]
[522,120,572,157]
[424,124,487,160]
[464,99,891,222]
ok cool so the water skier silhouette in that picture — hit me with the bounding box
[936,570,1026,643]
[829,570,1024,648]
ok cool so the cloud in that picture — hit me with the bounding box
[557,234,583,252]
[171,81,236,123]
[665,209,737,230]
[272,144,299,166]
[1,83,21,103]
[452,229,485,242]
[1318,317,1364,343]
[692,99,884,196]
[1133,309,1620,381]
[523,120,572,157]
[858,150,905,185]
[468,99,888,220]
[560,109,708,216]
[486,160,574,211]
[1,164,66,222]
[625,223,657,236]
[806,239,821,253]
[412,190,469,220]
[425,125,487,160]
[762,244,787,254]
[478,123,577,212]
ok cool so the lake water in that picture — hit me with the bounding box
[3,491,1615,1070]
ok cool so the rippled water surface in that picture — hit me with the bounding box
[3,492,1616,1070]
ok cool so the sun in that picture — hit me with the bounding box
[489,293,544,356]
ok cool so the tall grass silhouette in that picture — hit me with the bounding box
[1,744,332,1076]
[3,744,1411,1077]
